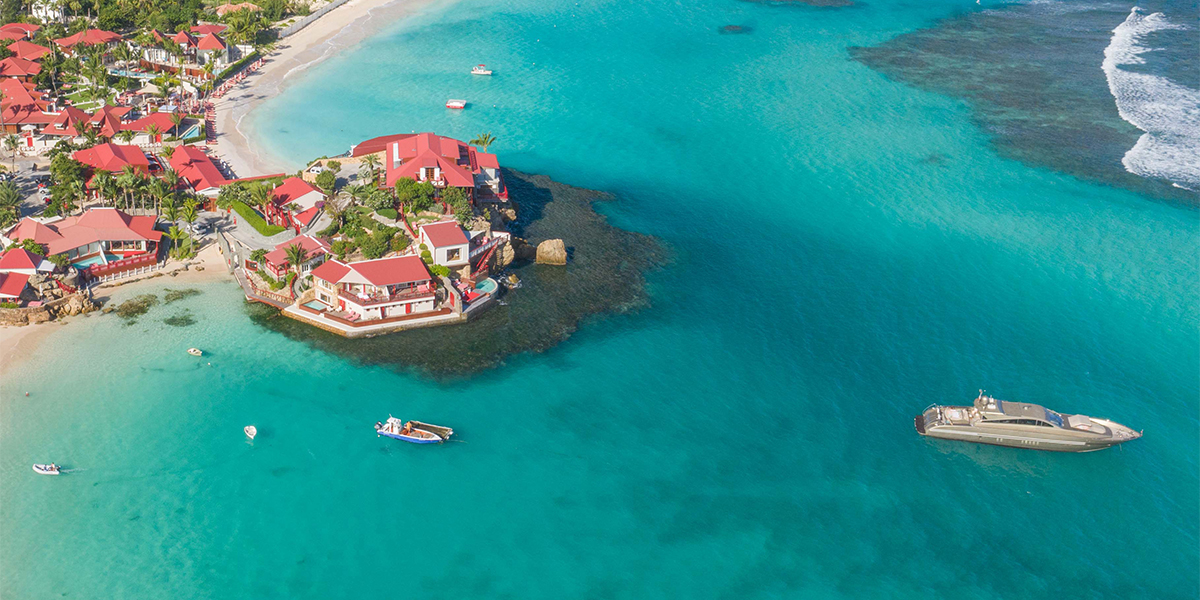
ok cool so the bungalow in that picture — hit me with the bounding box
[310,255,438,321]
[0,23,40,40]
[72,144,150,187]
[0,57,41,81]
[350,132,507,203]
[258,234,331,279]
[266,177,325,231]
[140,27,240,75]
[418,220,469,268]
[195,33,229,67]
[122,111,178,145]
[53,29,122,54]
[8,40,50,62]
[169,144,228,197]
[190,24,229,37]
[0,271,29,300]
[0,247,54,275]
[0,78,53,135]
[2,208,161,267]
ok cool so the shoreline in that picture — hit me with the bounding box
[0,244,231,379]
[214,0,448,177]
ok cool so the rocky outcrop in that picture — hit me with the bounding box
[535,239,567,265]
[0,292,97,326]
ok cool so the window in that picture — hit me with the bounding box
[446,248,460,262]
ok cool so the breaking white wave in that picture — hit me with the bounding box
[1102,7,1200,191]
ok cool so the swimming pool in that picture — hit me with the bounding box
[108,69,156,80]
[302,300,327,310]
[474,278,498,294]
[180,124,201,139]
[72,254,118,269]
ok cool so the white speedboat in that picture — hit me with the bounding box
[33,463,60,475]
[187,348,203,356]
[244,425,257,440]
[471,64,493,75]
[446,99,467,109]
[375,417,453,444]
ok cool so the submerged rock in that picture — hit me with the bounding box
[719,25,753,34]
[249,169,668,378]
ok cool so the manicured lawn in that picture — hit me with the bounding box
[376,208,398,220]
[232,201,286,236]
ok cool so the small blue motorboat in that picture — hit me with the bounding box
[375,417,453,444]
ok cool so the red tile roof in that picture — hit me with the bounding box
[0,30,25,43]
[312,256,431,287]
[270,177,321,206]
[122,111,177,134]
[0,271,29,298]
[46,208,161,255]
[0,23,40,36]
[293,206,322,228]
[190,24,229,36]
[4,218,61,245]
[43,106,90,136]
[169,144,227,192]
[264,234,330,267]
[350,133,416,157]
[196,33,226,51]
[171,30,197,47]
[0,57,41,77]
[420,221,468,248]
[0,78,50,125]
[53,29,121,49]
[0,247,48,271]
[384,133,478,188]
[8,40,49,61]
[72,143,149,173]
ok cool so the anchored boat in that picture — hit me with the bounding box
[445,99,467,109]
[244,425,257,440]
[916,391,1142,452]
[471,64,493,75]
[375,417,453,444]
[187,348,203,356]
[33,463,60,475]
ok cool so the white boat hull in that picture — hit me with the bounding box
[33,464,60,475]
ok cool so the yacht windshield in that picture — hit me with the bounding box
[1044,410,1064,428]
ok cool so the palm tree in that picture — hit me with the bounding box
[115,165,138,209]
[159,144,176,160]
[249,248,268,266]
[168,112,183,137]
[249,183,272,214]
[469,132,497,152]
[181,198,200,253]
[161,190,180,223]
[166,225,186,257]
[91,170,115,205]
[116,129,136,144]
[3,135,19,171]
[360,153,381,183]
[283,243,308,274]
[0,181,21,228]
[145,123,163,145]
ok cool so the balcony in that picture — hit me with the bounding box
[337,285,435,307]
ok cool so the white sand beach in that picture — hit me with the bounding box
[214,0,444,178]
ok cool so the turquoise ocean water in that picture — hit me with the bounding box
[3,0,1198,597]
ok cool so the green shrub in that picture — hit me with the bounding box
[232,201,286,236]
[389,235,410,253]
[420,250,432,263]
[0,301,18,309]
[429,264,450,277]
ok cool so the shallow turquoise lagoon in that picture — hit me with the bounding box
[2,0,1196,598]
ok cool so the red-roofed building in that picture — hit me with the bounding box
[351,132,507,204]
[53,29,122,53]
[0,271,30,300]
[0,30,26,43]
[265,177,325,231]
[0,57,41,81]
[0,247,54,274]
[8,40,50,61]
[169,144,228,196]
[0,23,40,38]
[0,78,53,133]
[72,143,150,177]
[418,221,469,268]
[122,111,177,145]
[310,256,437,320]
[196,33,227,66]
[190,24,228,36]
[259,234,331,278]
[3,208,161,266]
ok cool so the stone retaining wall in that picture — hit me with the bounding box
[0,293,98,326]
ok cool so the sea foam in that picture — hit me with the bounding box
[1102,7,1200,191]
